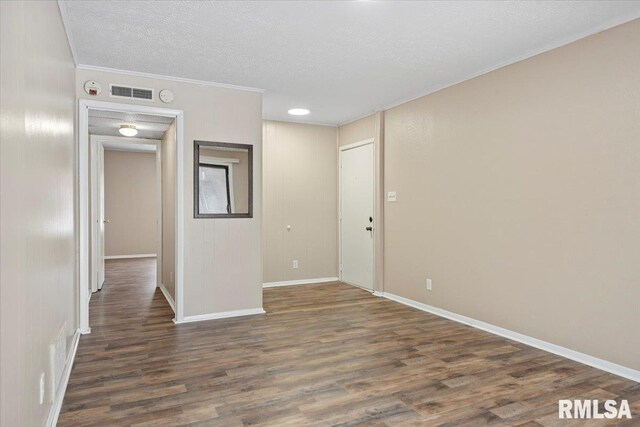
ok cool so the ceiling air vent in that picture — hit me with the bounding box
[109,84,154,101]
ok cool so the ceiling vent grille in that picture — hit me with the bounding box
[109,84,154,101]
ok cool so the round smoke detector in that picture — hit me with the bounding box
[84,80,102,96]
[159,89,174,103]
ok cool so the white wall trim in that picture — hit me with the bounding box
[102,141,157,153]
[339,138,375,152]
[174,112,185,323]
[376,291,640,383]
[77,64,265,94]
[79,99,186,332]
[93,135,160,144]
[158,283,176,313]
[104,254,157,260]
[78,100,91,334]
[45,328,80,427]
[263,277,339,288]
[174,308,266,324]
[91,135,161,294]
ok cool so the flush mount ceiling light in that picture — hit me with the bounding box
[119,124,138,137]
[288,108,310,116]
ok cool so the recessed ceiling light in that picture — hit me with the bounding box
[288,108,310,116]
[119,124,138,137]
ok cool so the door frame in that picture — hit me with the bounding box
[338,138,376,291]
[78,99,185,333]
[90,136,162,293]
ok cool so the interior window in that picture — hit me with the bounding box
[198,164,230,214]
[194,140,252,218]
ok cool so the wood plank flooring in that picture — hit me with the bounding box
[59,258,639,426]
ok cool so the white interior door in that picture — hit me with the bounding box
[340,141,374,290]
[97,143,105,290]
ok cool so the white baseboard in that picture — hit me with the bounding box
[46,328,81,427]
[104,253,157,260]
[174,308,265,324]
[263,277,339,288]
[376,291,640,383]
[158,283,176,313]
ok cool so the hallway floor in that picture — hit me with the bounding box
[59,259,639,426]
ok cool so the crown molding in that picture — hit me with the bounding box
[76,64,265,94]
[378,12,640,116]
[263,117,338,127]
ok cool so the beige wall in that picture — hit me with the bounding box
[384,19,640,370]
[77,68,263,317]
[104,150,158,256]
[263,121,338,283]
[200,147,249,214]
[162,122,177,300]
[337,114,377,147]
[0,2,77,426]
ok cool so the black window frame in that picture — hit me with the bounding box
[197,163,231,215]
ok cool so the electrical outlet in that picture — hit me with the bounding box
[293,260,299,269]
[426,278,432,291]
[39,373,45,405]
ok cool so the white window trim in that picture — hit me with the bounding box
[199,156,238,213]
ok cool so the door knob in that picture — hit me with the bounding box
[103,219,110,224]
[365,226,373,231]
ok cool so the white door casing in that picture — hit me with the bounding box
[90,137,107,292]
[90,137,99,293]
[91,137,161,292]
[97,142,106,290]
[340,140,375,290]
[79,99,185,333]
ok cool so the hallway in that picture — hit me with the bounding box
[89,258,169,330]
[58,259,639,426]
[59,258,177,426]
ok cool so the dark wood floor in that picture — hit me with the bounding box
[59,258,639,426]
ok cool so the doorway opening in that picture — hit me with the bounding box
[91,131,163,293]
[79,100,184,333]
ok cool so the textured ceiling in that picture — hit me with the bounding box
[89,110,173,139]
[62,1,640,125]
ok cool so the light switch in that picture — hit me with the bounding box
[387,191,397,202]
